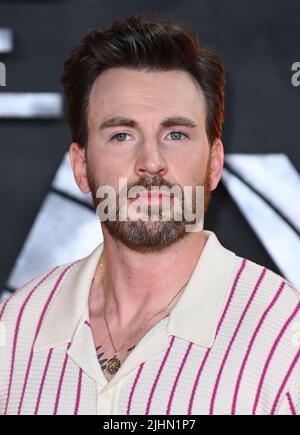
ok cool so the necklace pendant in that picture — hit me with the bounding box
[106,356,121,375]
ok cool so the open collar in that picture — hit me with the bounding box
[33,230,236,353]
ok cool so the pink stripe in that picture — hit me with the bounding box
[271,350,300,415]
[125,314,172,414]
[187,351,210,415]
[17,263,76,415]
[74,368,83,415]
[145,335,176,415]
[53,342,71,415]
[0,298,9,320]
[3,267,59,415]
[166,341,193,414]
[210,267,267,415]
[34,348,53,415]
[231,281,285,414]
[252,301,300,415]
[127,362,145,415]
[286,392,297,416]
[188,258,247,415]
[0,278,36,320]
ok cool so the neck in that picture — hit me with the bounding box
[89,228,207,328]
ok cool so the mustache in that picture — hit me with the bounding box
[125,174,182,195]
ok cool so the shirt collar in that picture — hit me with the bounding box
[33,230,236,353]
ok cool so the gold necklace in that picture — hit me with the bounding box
[99,253,189,375]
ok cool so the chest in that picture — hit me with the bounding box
[89,315,164,382]
[3,332,275,415]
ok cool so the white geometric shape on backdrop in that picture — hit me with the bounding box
[225,154,300,232]
[0,93,62,118]
[0,28,13,53]
[222,162,300,290]
[7,192,102,289]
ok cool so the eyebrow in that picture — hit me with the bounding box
[99,115,198,130]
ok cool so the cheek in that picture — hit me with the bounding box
[87,143,119,182]
[94,164,130,193]
[180,156,208,186]
[189,146,210,181]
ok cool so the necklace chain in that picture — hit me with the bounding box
[99,253,189,357]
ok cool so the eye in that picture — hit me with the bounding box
[109,132,131,142]
[166,131,189,141]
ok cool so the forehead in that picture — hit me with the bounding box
[88,67,206,124]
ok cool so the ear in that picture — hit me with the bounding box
[208,138,224,191]
[69,142,91,193]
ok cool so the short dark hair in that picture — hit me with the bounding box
[61,13,225,148]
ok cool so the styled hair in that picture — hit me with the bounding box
[61,13,225,148]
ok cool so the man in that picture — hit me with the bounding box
[0,14,299,415]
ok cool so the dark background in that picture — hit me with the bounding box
[0,0,299,291]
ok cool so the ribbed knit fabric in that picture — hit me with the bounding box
[0,234,299,415]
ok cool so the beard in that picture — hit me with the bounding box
[87,163,212,253]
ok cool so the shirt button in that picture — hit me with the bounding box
[102,392,111,400]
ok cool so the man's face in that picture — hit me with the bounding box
[72,67,223,252]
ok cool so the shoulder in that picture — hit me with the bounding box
[0,259,79,345]
[232,258,300,364]
[228,254,300,361]
[230,254,299,303]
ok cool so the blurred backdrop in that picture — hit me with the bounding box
[0,0,300,300]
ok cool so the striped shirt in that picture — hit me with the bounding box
[0,230,299,415]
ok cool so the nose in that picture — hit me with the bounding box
[134,140,168,178]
